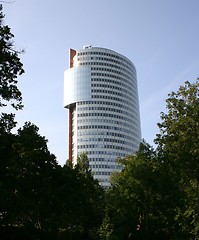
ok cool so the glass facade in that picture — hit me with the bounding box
[64,46,141,187]
[64,65,91,107]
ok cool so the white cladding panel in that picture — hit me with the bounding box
[64,65,91,107]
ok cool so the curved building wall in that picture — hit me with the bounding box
[64,65,91,107]
[64,46,141,186]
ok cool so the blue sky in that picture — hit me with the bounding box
[3,0,199,165]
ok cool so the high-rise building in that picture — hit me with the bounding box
[64,46,141,186]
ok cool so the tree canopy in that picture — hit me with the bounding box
[156,80,199,180]
[106,79,199,240]
[0,4,24,111]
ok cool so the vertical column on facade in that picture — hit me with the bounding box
[68,48,76,161]
[69,48,76,68]
[68,107,73,161]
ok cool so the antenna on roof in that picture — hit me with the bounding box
[83,44,92,49]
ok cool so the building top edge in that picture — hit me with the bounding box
[74,46,136,68]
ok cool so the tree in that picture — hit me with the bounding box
[106,141,186,240]
[155,79,199,238]
[156,80,199,180]
[73,153,105,240]
[0,3,24,140]
[0,122,60,239]
[76,152,90,174]
[0,4,24,111]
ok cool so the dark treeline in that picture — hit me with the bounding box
[0,4,199,240]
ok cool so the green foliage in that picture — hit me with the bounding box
[155,79,199,238]
[74,152,105,240]
[156,80,199,180]
[98,210,114,240]
[106,80,199,240]
[0,4,24,111]
[107,142,185,240]
[0,112,16,133]
[0,3,24,142]
[0,123,58,231]
[76,152,90,174]
[0,125,105,240]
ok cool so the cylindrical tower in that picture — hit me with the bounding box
[64,46,141,186]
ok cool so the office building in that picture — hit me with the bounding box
[64,46,141,186]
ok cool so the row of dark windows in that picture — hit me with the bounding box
[77,144,132,152]
[78,50,124,61]
[91,72,134,87]
[77,131,139,141]
[91,88,135,101]
[78,105,137,116]
[77,124,135,135]
[77,118,136,129]
[77,101,92,105]
[91,82,134,94]
[77,50,134,72]
[79,61,135,77]
[91,94,138,106]
[91,85,135,99]
[91,78,135,93]
[90,164,121,169]
[77,137,133,146]
[90,158,122,163]
[89,158,120,163]
[79,56,133,72]
[83,150,129,157]
[77,100,137,113]
[91,66,132,75]
[93,171,112,176]
[77,111,138,125]
[77,97,137,107]
[92,83,120,91]
[77,106,135,120]
[91,67,133,81]
[89,157,105,161]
